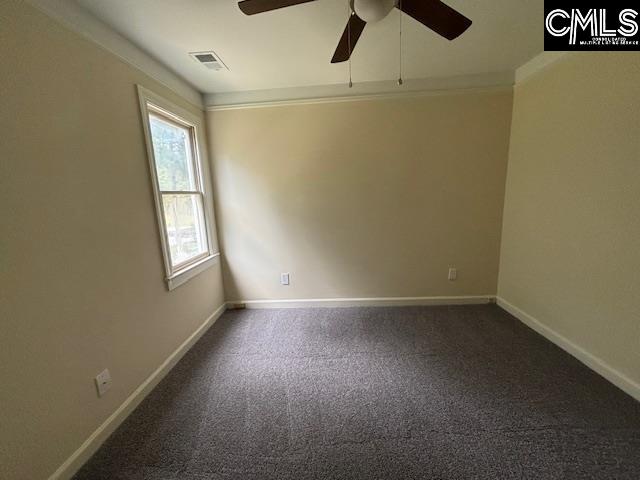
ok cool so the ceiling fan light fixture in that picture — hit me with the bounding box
[353,0,395,23]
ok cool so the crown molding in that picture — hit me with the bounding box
[205,71,515,110]
[515,51,572,85]
[25,0,204,108]
[206,85,514,112]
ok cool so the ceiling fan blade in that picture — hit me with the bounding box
[238,0,315,15]
[397,0,471,40]
[331,13,367,63]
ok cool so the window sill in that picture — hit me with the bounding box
[166,252,220,291]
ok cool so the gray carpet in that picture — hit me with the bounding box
[74,305,640,479]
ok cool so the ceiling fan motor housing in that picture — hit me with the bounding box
[354,0,396,23]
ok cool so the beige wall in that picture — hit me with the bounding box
[208,90,513,301]
[0,2,224,479]
[498,53,640,388]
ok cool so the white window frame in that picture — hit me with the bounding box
[137,85,219,290]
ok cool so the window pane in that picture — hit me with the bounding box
[162,194,208,268]
[149,113,197,191]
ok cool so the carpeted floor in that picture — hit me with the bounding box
[73,305,640,479]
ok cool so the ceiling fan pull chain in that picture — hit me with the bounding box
[398,0,403,86]
[348,0,353,88]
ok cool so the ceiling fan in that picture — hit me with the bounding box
[237,0,472,63]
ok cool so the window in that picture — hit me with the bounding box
[138,86,219,290]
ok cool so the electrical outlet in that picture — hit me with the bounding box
[448,267,457,281]
[280,272,290,285]
[95,369,112,397]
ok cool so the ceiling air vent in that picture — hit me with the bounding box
[189,51,228,71]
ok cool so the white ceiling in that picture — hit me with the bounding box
[72,0,543,98]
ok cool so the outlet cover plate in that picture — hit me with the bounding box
[448,268,457,281]
[95,368,112,397]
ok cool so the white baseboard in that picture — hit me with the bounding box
[229,295,494,309]
[496,297,640,402]
[48,303,227,480]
